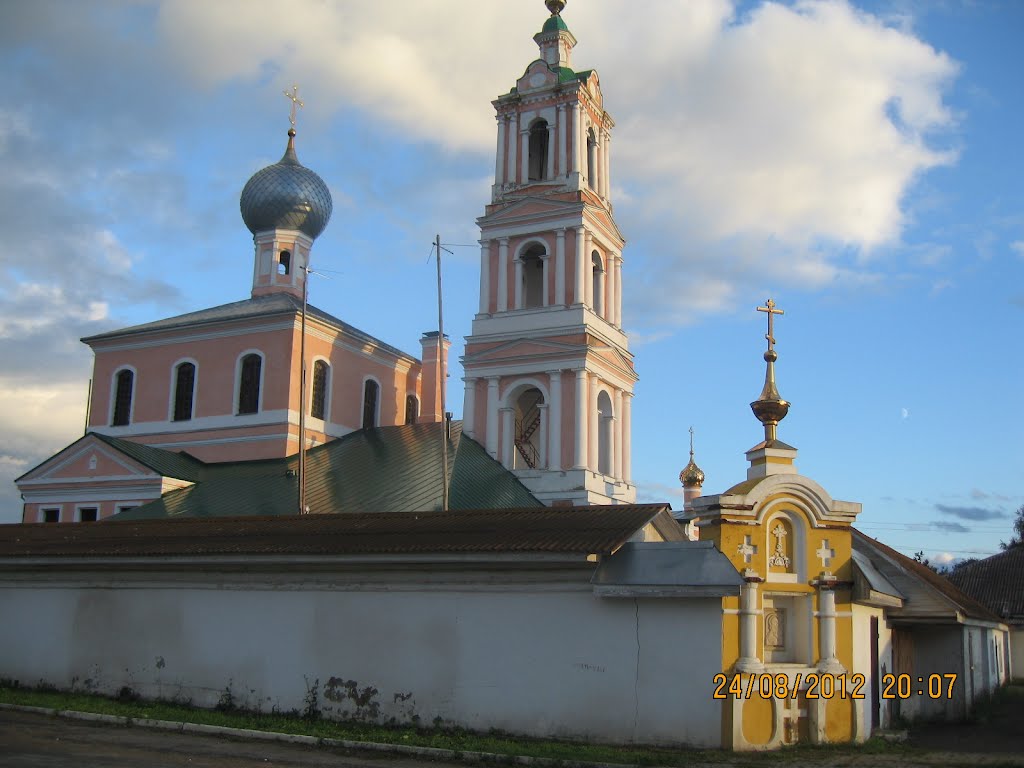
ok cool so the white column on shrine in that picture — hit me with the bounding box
[547,370,562,470]
[537,403,548,469]
[613,389,623,479]
[555,228,566,306]
[573,369,588,469]
[622,392,632,483]
[494,116,506,186]
[574,227,586,305]
[546,121,556,179]
[736,577,765,673]
[497,238,509,312]
[571,102,583,175]
[540,254,550,307]
[462,378,477,438]
[610,252,618,325]
[513,253,524,309]
[817,582,844,673]
[485,377,500,458]
[557,104,567,176]
[478,239,490,314]
[500,406,514,469]
[508,112,519,185]
[588,374,599,470]
[583,231,594,309]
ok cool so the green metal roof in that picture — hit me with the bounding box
[91,433,204,482]
[114,421,541,520]
[541,15,569,34]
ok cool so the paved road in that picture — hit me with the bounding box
[0,709,442,768]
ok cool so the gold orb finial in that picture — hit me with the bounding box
[679,426,705,488]
[545,0,566,15]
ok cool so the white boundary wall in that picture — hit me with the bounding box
[0,560,724,747]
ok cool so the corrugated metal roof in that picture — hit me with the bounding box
[81,293,418,362]
[948,546,1024,623]
[592,541,742,597]
[115,422,541,519]
[852,529,1001,623]
[0,505,671,559]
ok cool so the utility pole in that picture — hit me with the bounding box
[435,234,449,512]
[298,265,309,514]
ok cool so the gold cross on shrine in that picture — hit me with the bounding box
[283,84,304,129]
[757,298,784,351]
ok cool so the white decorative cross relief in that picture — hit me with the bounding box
[769,523,791,568]
[737,535,758,564]
[816,539,836,568]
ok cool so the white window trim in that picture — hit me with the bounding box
[40,505,62,523]
[361,375,382,428]
[168,357,199,422]
[109,365,138,427]
[309,356,332,424]
[233,349,266,416]
[75,504,101,523]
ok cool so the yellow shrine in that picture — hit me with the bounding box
[689,300,865,750]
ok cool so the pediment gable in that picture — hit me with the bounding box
[516,60,558,92]
[479,196,583,227]
[17,435,159,485]
[465,337,583,365]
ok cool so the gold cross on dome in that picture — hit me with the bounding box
[283,84,304,129]
[757,298,784,351]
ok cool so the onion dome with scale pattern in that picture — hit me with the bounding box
[240,128,333,240]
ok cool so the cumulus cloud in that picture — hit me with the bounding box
[935,504,1006,522]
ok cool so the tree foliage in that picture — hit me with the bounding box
[1000,503,1024,550]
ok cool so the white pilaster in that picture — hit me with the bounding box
[588,373,599,471]
[500,406,514,469]
[573,369,588,469]
[572,102,582,175]
[497,238,509,312]
[495,116,506,185]
[603,129,612,199]
[548,370,562,471]
[546,121,556,179]
[573,227,585,305]
[555,228,566,306]
[463,378,477,438]
[622,392,632,483]
[583,230,593,309]
[514,254,524,309]
[485,377,500,458]
[614,254,623,327]
[508,112,519,185]
[613,388,623,479]
[540,254,550,307]
[537,403,548,469]
[736,578,765,673]
[557,104,567,177]
[519,128,529,186]
[478,239,491,314]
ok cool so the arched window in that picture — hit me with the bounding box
[172,362,195,422]
[310,360,328,420]
[111,369,134,426]
[237,353,262,415]
[278,250,291,275]
[591,252,605,316]
[597,390,613,475]
[405,394,418,425]
[586,128,597,190]
[362,379,379,429]
[513,387,545,469]
[521,244,545,308]
[528,119,549,181]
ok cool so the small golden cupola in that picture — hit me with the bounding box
[746,299,798,479]
[679,426,705,509]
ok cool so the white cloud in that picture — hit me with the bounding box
[1011,241,1024,259]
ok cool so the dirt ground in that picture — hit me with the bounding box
[906,683,1024,754]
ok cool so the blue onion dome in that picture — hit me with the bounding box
[240,129,333,240]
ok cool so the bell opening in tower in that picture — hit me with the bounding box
[528,119,549,182]
[522,244,546,308]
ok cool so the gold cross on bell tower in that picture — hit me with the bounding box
[283,84,304,129]
[757,298,784,351]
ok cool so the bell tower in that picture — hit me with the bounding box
[461,0,636,505]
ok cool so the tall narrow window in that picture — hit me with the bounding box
[405,394,418,425]
[278,250,291,275]
[172,362,195,422]
[310,360,328,420]
[362,379,379,429]
[528,119,549,181]
[521,244,545,308]
[237,354,262,415]
[111,369,133,426]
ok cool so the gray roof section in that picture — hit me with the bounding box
[81,292,418,362]
[851,548,904,607]
[92,433,204,483]
[592,541,743,598]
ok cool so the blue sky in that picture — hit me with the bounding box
[0,0,1020,562]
